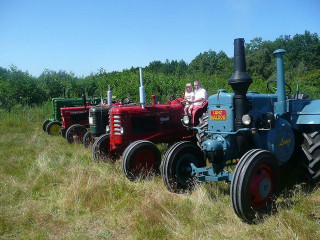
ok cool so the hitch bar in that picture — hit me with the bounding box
[190,163,233,183]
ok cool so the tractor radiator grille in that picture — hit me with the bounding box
[112,114,123,135]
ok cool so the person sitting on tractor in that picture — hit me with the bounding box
[184,83,195,115]
[190,80,207,115]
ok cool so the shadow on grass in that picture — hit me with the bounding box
[277,159,318,210]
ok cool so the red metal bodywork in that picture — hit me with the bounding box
[107,98,207,156]
[60,106,93,130]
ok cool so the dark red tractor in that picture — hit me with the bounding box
[60,105,94,143]
[61,86,121,144]
[91,68,207,180]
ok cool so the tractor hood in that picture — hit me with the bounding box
[297,100,320,125]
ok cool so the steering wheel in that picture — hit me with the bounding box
[267,80,292,95]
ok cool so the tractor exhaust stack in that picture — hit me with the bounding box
[273,49,287,115]
[228,38,252,130]
[139,67,146,109]
[107,85,112,106]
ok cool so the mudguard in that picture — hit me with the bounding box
[296,100,320,125]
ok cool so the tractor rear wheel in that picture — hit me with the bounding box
[196,112,208,148]
[46,121,62,136]
[66,124,87,144]
[92,133,111,162]
[42,119,50,132]
[122,140,161,181]
[83,131,94,148]
[161,141,206,193]
[302,131,320,182]
[230,149,279,223]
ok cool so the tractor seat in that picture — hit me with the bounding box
[287,93,309,100]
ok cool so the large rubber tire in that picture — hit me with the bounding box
[302,131,320,182]
[230,149,279,224]
[83,131,94,148]
[161,141,206,193]
[42,119,50,132]
[46,121,62,136]
[196,112,208,148]
[122,140,161,181]
[65,124,87,144]
[92,134,111,162]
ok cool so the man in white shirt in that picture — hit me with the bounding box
[192,80,207,107]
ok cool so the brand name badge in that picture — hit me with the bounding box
[279,138,291,146]
[210,110,227,121]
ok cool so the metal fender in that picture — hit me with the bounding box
[297,100,320,125]
[266,118,295,164]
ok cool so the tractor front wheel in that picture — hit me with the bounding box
[230,149,279,223]
[92,134,111,162]
[122,140,161,181]
[46,121,62,136]
[66,124,87,144]
[83,131,94,148]
[42,119,50,132]
[302,131,320,182]
[161,141,206,193]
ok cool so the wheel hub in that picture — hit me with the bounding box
[258,177,271,198]
[51,124,61,134]
[249,164,274,209]
[132,150,155,174]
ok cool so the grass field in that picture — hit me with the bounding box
[0,104,319,240]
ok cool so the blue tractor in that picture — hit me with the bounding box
[161,38,320,223]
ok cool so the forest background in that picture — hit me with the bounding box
[1,31,320,110]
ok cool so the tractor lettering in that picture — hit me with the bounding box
[279,138,291,146]
[210,110,227,121]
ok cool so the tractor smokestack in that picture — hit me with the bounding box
[139,67,146,109]
[273,49,287,115]
[228,38,252,130]
[81,88,87,108]
[107,85,112,106]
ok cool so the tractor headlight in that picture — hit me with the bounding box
[106,125,110,133]
[182,115,190,126]
[242,114,252,126]
[120,127,124,134]
[89,117,93,125]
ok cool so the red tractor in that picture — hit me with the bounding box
[91,68,207,180]
[60,105,94,143]
[61,88,119,144]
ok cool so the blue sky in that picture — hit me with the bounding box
[0,0,319,77]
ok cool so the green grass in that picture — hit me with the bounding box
[0,104,319,239]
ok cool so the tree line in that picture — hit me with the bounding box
[0,31,319,110]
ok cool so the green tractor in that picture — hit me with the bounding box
[42,90,100,136]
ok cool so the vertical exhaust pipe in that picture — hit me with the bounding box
[107,84,112,106]
[139,67,146,109]
[228,38,252,130]
[81,88,87,108]
[273,49,287,115]
[228,38,253,157]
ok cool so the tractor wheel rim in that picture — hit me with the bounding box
[176,153,197,186]
[249,164,274,209]
[96,136,110,159]
[132,149,156,174]
[71,128,85,142]
[51,124,61,135]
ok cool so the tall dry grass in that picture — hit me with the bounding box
[0,104,319,239]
